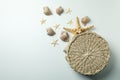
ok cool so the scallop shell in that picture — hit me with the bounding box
[65,32,110,75]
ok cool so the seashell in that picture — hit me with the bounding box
[60,31,69,42]
[56,6,64,15]
[43,7,52,16]
[81,16,90,25]
[65,32,110,75]
[46,27,55,36]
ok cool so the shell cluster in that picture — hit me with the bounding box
[65,32,110,75]
[43,6,64,16]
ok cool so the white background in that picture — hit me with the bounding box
[0,0,120,80]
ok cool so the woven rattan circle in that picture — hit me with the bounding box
[65,32,110,75]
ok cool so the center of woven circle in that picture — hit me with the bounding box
[83,52,90,57]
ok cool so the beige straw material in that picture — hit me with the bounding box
[65,32,110,75]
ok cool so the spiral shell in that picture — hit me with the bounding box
[65,32,110,75]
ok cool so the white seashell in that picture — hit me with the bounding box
[43,7,52,16]
[65,32,110,75]
[60,31,69,42]
[56,6,64,15]
[46,27,55,36]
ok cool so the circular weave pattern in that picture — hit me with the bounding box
[65,32,110,75]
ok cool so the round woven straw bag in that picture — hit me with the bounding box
[64,32,110,75]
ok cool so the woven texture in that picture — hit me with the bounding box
[65,32,110,75]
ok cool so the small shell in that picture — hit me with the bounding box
[60,31,69,42]
[46,27,55,36]
[81,16,90,25]
[43,7,52,16]
[56,6,64,15]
